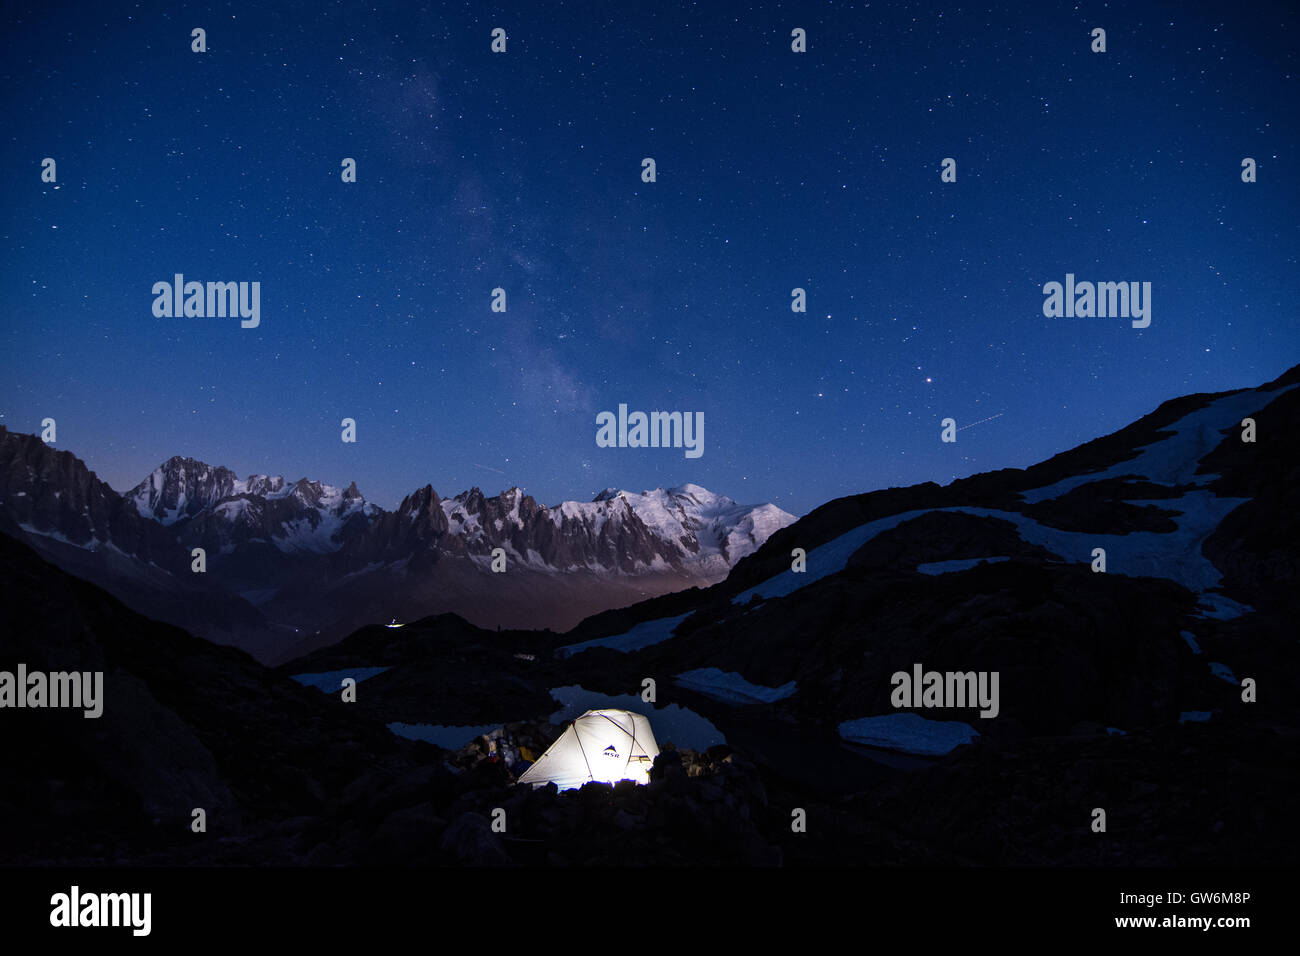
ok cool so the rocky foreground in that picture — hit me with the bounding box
[4,364,1299,867]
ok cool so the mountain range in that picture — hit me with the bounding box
[0,438,794,662]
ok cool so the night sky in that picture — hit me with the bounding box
[3,1,1297,517]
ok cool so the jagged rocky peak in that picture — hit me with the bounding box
[0,426,156,550]
[290,477,325,504]
[128,455,241,524]
[400,484,440,511]
[343,481,363,501]
[244,474,285,496]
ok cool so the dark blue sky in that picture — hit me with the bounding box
[3,0,1297,516]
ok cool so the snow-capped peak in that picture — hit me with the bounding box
[127,456,241,525]
[124,454,792,575]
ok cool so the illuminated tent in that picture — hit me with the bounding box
[516,709,660,791]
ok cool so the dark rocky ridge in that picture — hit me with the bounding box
[0,431,186,571]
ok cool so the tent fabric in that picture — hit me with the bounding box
[516,709,660,791]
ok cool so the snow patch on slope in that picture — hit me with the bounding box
[1021,384,1297,503]
[839,713,979,756]
[735,494,1252,618]
[557,613,692,657]
[674,668,797,705]
[1208,662,1237,685]
[732,510,933,606]
[916,556,1011,575]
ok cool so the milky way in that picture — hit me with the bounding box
[2,2,1296,516]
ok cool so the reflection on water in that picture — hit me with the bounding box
[388,722,501,748]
